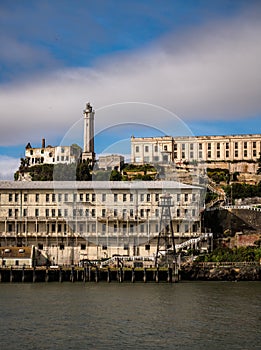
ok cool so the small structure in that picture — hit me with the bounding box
[0,246,35,268]
[98,154,124,170]
[155,194,176,267]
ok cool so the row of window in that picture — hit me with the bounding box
[7,206,198,219]
[135,141,259,154]
[6,192,196,203]
[5,221,198,235]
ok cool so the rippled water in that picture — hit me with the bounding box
[0,281,260,350]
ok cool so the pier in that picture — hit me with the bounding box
[0,266,180,283]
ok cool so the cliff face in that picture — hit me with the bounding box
[181,263,261,281]
[203,208,261,238]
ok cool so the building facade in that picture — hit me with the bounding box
[98,154,124,170]
[0,181,204,266]
[25,139,82,167]
[131,134,261,166]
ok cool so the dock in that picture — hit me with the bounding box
[0,266,180,283]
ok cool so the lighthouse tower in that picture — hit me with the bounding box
[82,102,95,165]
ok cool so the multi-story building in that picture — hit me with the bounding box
[25,139,82,167]
[131,134,261,167]
[0,180,204,266]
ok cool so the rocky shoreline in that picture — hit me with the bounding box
[180,263,261,281]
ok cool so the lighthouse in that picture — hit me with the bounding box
[82,102,95,165]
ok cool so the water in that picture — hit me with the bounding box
[0,282,260,350]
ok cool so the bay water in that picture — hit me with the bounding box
[0,281,260,349]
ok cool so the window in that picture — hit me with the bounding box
[61,156,64,161]
[64,193,68,202]
[226,151,229,157]
[177,209,180,217]
[185,193,188,202]
[102,193,106,202]
[226,142,229,149]
[164,145,168,151]
[15,193,19,202]
[173,152,177,159]
[253,141,256,148]
[46,194,50,202]
[190,143,194,150]
[155,193,159,201]
[190,152,194,158]
[145,145,149,152]
[102,209,106,217]
[155,209,159,217]
[182,144,185,150]
[114,209,117,217]
[86,193,90,201]
[8,224,12,232]
[199,143,202,150]
[253,150,257,157]
[8,209,12,217]
[102,224,106,234]
[79,209,83,217]
[123,194,127,202]
[155,145,158,152]
[244,150,247,157]
[46,209,49,217]
[85,209,89,217]
[92,194,96,202]
[235,142,238,149]
[114,224,117,233]
[73,193,77,202]
[208,143,211,150]
[35,209,39,217]
[24,194,28,202]
[91,209,96,217]
[130,224,134,234]
[61,147,64,153]
[140,194,144,202]
[147,194,151,202]
[23,209,27,217]
[199,151,202,158]
[135,146,139,153]
[235,150,238,157]
[58,224,62,232]
[140,224,144,233]
[52,193,56,202]
[182,152,185,158]
[130,193,134,202]
[57,156,59,161]
[130,209,134,217]
[80,193,83,202]
[192,194,196,202]
[81,244,86,250]
[58,193,62,202]
[64,209,68,217]
[208,151,211,158]
[244,142,247,149]
[217,151,220,158]
[38,243,43,250]
[217,143,220,150]
[52,209,55,217]
[140,209,144,217]
[114,194,118,202]
[59,244,64,250]
[174,144,177,151]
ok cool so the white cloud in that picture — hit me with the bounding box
[0,9,260,147]
[0,156,20,180]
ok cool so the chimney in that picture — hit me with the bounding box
[42,138,46,148]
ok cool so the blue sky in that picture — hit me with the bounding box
[0,0,261,178]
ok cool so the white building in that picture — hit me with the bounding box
[131,134,261,167]
[0,180,205,265]
[25,139,82,167]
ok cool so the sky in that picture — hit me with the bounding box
[0,0,261,179]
